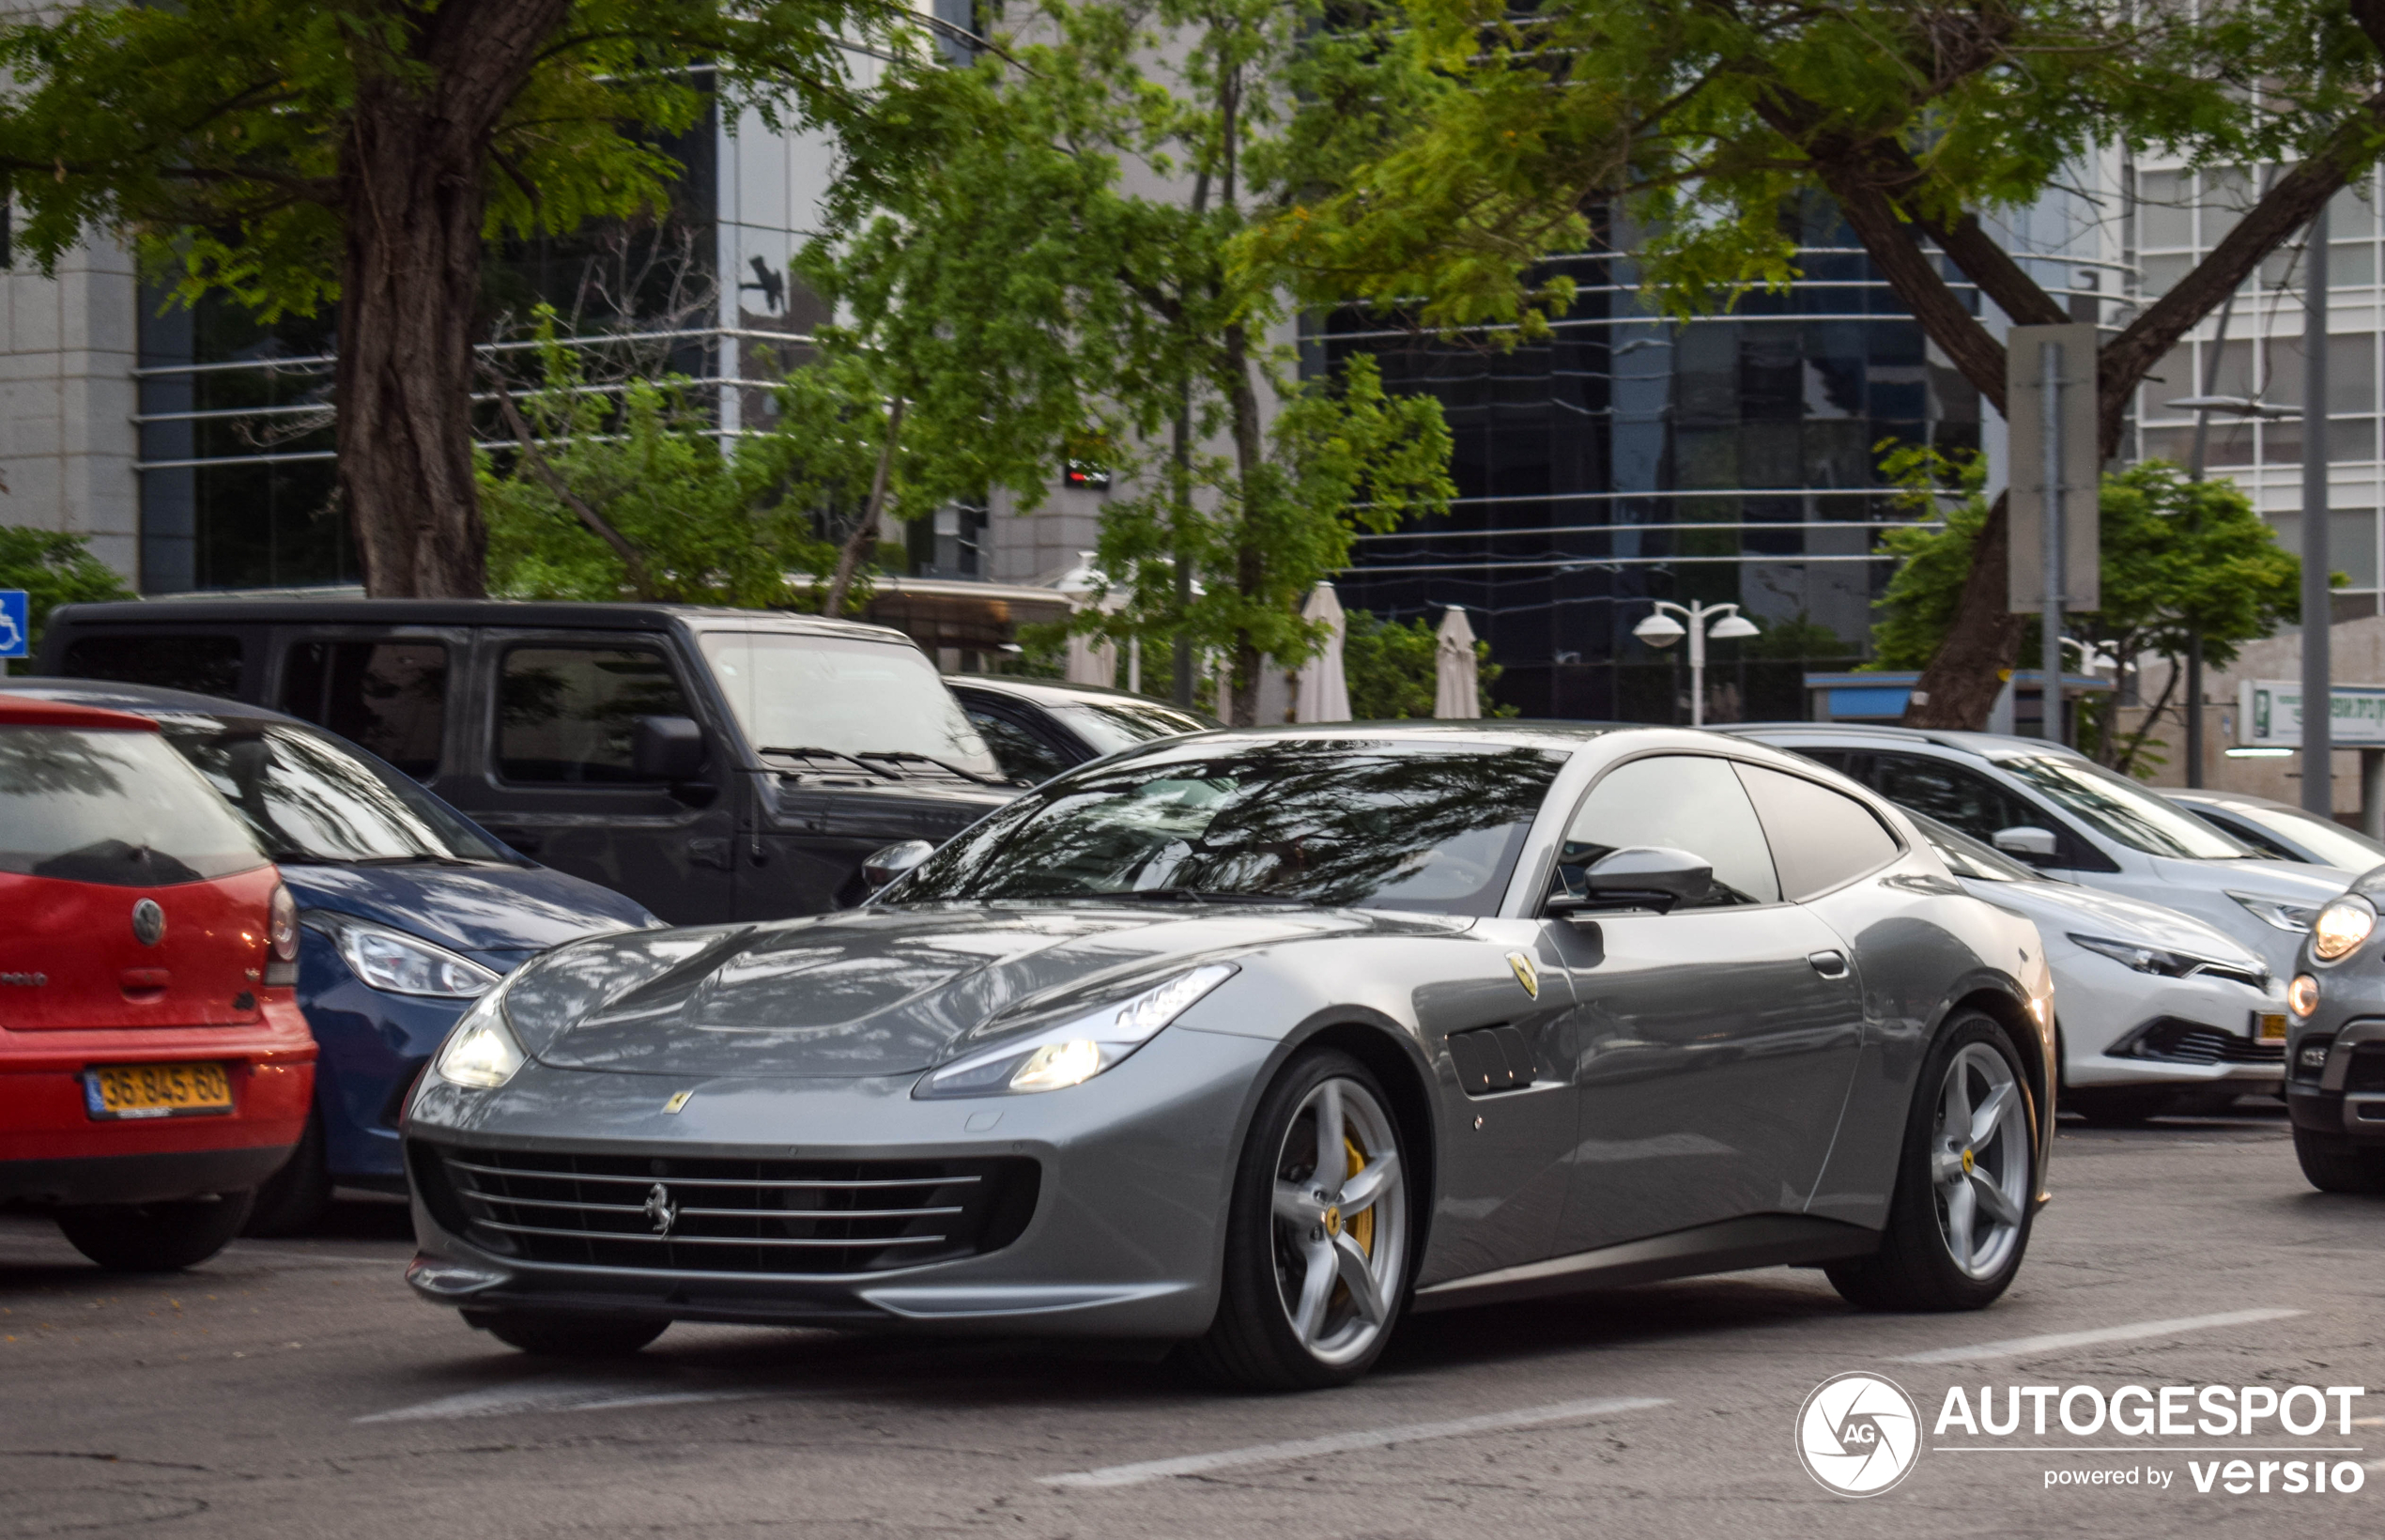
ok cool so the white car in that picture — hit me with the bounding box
[1912,814,2287,1123]
[1728,724,2350,983]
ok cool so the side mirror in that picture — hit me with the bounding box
[860,839,934,894]
[1992,825,2059,862]
[631,716,707,782]
[1550,845,1714,916]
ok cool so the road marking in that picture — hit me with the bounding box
[357,1379,765,1424]
[1039,1394,1670,1489]
[1893,1308,2305,1365]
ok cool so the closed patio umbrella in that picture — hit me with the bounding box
[1433,606,1480,719]
[1293,583,1351,723]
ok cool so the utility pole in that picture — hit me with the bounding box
[2008,323,2099,746]
[2040,340,2066,742]
[2302,206,2333,816]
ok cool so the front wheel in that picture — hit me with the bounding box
[55,1193,255,1271]
[1828,1011,2037,1313]
[1181,1049,1412,1391]
[2293,1127,2385,1194]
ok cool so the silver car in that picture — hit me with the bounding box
[402,725,2052,1389]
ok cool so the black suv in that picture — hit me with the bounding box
[37,601,1018,923]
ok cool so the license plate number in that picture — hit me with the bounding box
[84,1063,233,1119]
[2254,1012,2289,1043]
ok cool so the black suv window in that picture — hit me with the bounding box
[1557,754,1780,906]
[62,634,244,698]
[497,646,692,784]
[279,640,448,778]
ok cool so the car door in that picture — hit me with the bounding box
[1545,753,1867,1255]
[465,634,738,923]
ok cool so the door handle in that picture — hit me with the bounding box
[689,837,733,870]
[1807,949,1850,979]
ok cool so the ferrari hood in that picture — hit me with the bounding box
[506,903,1440,1078]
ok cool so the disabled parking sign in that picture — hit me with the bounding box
[0,590,27,659]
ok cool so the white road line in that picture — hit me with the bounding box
[357,1380,765,1424]
[1039,1394,1670,1489]
[1893,1308,2306,1365]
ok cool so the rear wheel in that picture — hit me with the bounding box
[1181,1049,1411,1391]
[55,1193,254,1271]
[2292,1127,2385,1194]
[468,1309,669,1358]
[1828,1012,2036,1313]
[243,1110,332,1236]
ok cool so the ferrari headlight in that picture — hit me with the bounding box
[914,962,1238,1099]
[307,911,500,998]
[2311,897,2377,962]
[2229,891,2321,933]
[430,984,526,1089]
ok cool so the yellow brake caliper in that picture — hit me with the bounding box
[1345,1135,1374,1257]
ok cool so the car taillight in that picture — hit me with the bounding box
[269,884,300,962]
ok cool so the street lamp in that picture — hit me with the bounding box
[1633,600,1760,728]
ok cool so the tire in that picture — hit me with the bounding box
[54,1192,255,1271]
[2066,1087,2181,1128]
[1827,1011,2038,1313]
[468,1309,669,1358]
[243,1111,332,1237]
[2292,1127,2385,1194]
[1180,1048,1413,1392]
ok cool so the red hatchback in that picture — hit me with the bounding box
[1,698,314,1269]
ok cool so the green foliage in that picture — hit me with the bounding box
[0,527,135,677]
[1343,608,1508,718]
[0,1,882,321]
[1869,444,1994,672]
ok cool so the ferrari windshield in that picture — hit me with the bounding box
[889,740,1564,916]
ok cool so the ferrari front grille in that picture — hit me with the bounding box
[411,1143,1039,1276]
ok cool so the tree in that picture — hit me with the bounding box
[0,0,888,599]
[1343,608,1508,718]
[1258,0,2385,728]
[0,527,136,677]
[1871,449,2301,773]
[826,0,1456,724]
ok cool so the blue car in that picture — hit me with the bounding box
[0,680,656,1230]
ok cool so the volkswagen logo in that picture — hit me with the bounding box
[131,899,166,947]
[1795,1372,1922,1497]
[641,1182,677,1237]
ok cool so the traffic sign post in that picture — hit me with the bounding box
[2006,323,2101,746]
[0,590,29,660]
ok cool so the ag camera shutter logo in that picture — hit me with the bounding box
[1797,1372,1923,1497]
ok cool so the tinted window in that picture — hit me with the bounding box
[279,640,448,778]
[1556,755,1780,907]
[965,704,1072,784]
[498,647,692,785]
[0,726,266,886]
[895,741,1563,916]
[1857,752,2062,848]
[1734,763,1901,901]
[62,634,244,698]
[166,720,505,864]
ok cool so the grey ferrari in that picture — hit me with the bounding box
[402,724,2055,1389]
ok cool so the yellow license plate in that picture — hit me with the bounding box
[2255,1013,2289,1043]
[85,1062,233,1120]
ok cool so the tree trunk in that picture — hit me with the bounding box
[335,0,573,598]
[1903,491,2024,729]
[1222,322,1268,726]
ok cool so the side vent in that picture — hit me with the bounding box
[1448,1024,1548,1097]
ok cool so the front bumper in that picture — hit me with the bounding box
[401,1024,1275,1338]
[2054,956,2285,1091]
[2286,1014,2385,1144]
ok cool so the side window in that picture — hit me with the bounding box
[964,704,1070,785]
[1861,753,2043,845]
[1556,754,1781,907]
[497,646,692,785]
[62,634,244,698]
[1734,762,1901,901]
[278,640,448,778]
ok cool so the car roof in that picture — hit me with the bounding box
[0,694,160,732]
[1724,720,2093,763]
[0,677,303,731]
[44,597,908,645]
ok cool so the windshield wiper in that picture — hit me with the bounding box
[855,749,1008,787]
[1089,887,1311,906]
[758,746,900,781]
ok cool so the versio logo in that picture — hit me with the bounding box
[1798,1373,1923,1497]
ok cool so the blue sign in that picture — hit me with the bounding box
[0,590,27,659]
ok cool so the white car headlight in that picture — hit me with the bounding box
[2069,934,2207,978]
[2311,897,2377,962]
[914,962,1238,1099]
[430,982,527,1089]
[2228,891,2321,933]
[306,911,500,998]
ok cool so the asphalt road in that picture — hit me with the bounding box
[5,1104,2381,1538]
